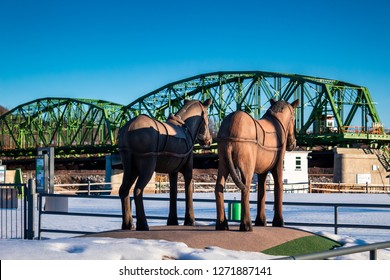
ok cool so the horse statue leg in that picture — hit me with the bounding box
[182,167,195,226]
[215,157,229,230]
[133,158,156,231]
[119,152,137,230]
[239,172,253,232]
[271,167,285,227]
[234,148,256,232]
[167,172,179,226]
[255,173,268,226]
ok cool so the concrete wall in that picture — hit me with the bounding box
[333,148,388,185]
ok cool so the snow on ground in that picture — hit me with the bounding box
[1,192,390,260]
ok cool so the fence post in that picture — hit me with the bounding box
[370,249,377,260]
[334,206,338,235]
[38,194,42,240]
[88,180,91,196]
[26,179,36,240]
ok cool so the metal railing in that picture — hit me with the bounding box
[55,181,112,195]
[54,181,310,194]
[156,181,311,194]
[310,182,390,193]
[0,183,27,239]
[34,193,390,259]
[281,201,390,235]
[37,194,390,236]
[277,241,390,260]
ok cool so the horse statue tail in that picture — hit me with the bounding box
[225,143,247,191]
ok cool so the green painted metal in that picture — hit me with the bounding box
[123,71,389,147]
[0,98,127,157]
[0,71,389,158]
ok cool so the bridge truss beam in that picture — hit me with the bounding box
[0,71,389,158]
[0,98,127,157]
[124,71,388,147]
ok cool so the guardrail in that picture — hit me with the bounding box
[37,194,390,237]
[277,241,390,260]
[35,193,390,259]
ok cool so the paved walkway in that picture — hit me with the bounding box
[84,225,314,252]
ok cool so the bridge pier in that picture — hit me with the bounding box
[333,148,389,185]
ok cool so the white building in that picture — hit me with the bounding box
[265,151,310,193]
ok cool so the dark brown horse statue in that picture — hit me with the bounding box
[215,99,299,231]
[118,99,212,231]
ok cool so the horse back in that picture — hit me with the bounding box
[217,111,257,140]
[218,111,284,149]
[118,115,191,159]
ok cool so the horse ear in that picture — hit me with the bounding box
[203,98,212,107]
[291,99,300,109]
[270,98,277,106]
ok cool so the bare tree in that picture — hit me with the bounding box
[0,105,9,116]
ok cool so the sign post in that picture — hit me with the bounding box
[36,147,54,193]
[35,154,49,194]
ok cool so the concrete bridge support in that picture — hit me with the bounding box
[333,148,389,185]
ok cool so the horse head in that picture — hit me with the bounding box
[270,99,300,151]
[196,99,213,147]
[177,99,213,148]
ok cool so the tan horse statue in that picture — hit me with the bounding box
[118,99,212,231]
[215,99,299,231]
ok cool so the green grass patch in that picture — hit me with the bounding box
[262,235,342,256]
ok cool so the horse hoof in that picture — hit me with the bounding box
[215,220,229,231]
[239,223,253,232]
[255,216,267,226]
[167,218,179,226]
[184,219,195,226]
[272,219,284,227]
[136,226,149,231]
[184,215,195,226]
[136,222,149,231]
[121,223,133,230]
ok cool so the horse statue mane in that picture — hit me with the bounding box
[167,113,185,125]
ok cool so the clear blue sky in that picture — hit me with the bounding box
[1,0,389,125]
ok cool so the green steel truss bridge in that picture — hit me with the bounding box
[1,71,389,158]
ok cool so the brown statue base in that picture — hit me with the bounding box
[83,225,313,253]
